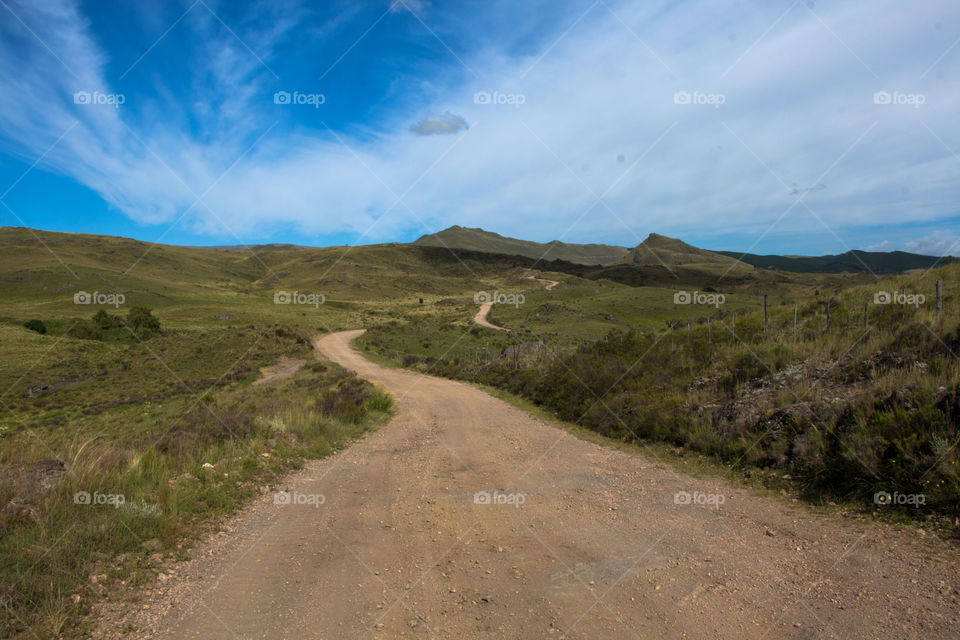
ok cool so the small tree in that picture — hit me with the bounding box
[23,319,46,334]
[92,308,112,330]
[126,307,161,335]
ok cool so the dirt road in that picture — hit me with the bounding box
[473,276,557,331]
[128,331,959,639]
[525,274,560,290]
[473,301,507,331]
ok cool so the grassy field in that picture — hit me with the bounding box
[0,229,414,637]
[1,225,955,636]
[0,227,563,638]
[0,314,393,637]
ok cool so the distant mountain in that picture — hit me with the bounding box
[413,227,950,276]
[413,226,629,265]
[715,250,953,274]
[621,233,754,275]
[195,243,311,251]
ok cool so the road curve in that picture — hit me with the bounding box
[139,331,958,640]
[473,300,508,331]
[525,274,560,290]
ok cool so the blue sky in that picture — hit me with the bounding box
[0,0,958,256]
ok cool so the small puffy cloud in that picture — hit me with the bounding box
[409,111,468,136]
[904,231,959,257]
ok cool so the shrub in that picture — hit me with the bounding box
[365,391,393,413]
[92,308,113,330]
[126,306,161,336]
[318,378,369,424]
[23,319,46,334]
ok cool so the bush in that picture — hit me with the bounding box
[23,319,46,334]
[318,378,370,424]
[92,308,113,330]
[365,391,393,413]
[719,352,768,394]
[126,306,161,336]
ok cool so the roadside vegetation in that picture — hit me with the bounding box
[0,320,392,638]
[361,263,960,532]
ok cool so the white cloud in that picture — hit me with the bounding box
[0,0,959,247]
[904,231,959,257]
[866,240,893,252]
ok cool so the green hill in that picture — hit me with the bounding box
[621,233,754,275]
[0,226,575,331]
[715,249,953,274]
[413,225,629,265]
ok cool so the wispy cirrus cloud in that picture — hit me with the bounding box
[0,0,958,252]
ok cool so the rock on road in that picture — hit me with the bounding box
[136,330,958,639]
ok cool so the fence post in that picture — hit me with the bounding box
[937,280,943,315]
[864,301,869,330]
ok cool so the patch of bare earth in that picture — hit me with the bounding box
[252,357,307,386]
